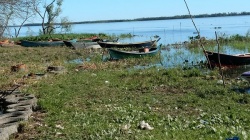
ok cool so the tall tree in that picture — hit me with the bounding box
[14,0,37,37]
[34,0,63,35]
[0,0,17,37]
[0,0,37,38]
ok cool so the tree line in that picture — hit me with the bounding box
[30,11,250,25]
[134,12,250,21]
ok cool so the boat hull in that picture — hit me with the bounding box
[98,38,160,48]
[205,51,250,67]
[63,41,100,49]
[21,39,77,47]
[108,45,161,59]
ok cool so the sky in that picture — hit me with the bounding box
[55,0,250,22]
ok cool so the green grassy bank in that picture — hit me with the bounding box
[0,34,249,139]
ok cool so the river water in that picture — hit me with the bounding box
[7,15,250,69]
[6,15,250,92]
[9,15,250,45]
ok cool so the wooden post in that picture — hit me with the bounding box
[215,31,226,87]
[183,0,212,69]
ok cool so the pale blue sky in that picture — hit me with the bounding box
[58,0,250,22]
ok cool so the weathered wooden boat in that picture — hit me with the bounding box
[107,44,162,59]
[98,38,160,48]
[0,39,9,45]
[241,71,250,82]
[63,41,101,49]
[21,39,77,47]
[78,36,102,42]
[205,50,250,67]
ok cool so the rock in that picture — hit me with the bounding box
[138,120,154,130]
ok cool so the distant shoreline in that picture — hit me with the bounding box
[9,12,250,27]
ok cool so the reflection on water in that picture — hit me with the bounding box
[160,44,206,68]
[101,43,250,73]
[161,43,250,68]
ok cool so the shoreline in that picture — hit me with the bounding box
[9,12,250,27]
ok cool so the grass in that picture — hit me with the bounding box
[15,66,250,139]
[187,34,250,51]
[13,33,133,42]
[0,40,249,139]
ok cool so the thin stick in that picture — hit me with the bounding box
[183,0,212,69]
[215,31,225,87]
[151,37,161,47]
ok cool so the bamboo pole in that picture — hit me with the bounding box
[183,0,212,69]
[215,31,226,87]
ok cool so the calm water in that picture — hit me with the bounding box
[8,15,250,74]
[9,15,250,45]
[7,16,250,93]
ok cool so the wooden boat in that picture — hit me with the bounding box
[21,39,77,47]
[78,36,102,42]
[205,50,250,67]
[63,41,101,49]
[64,38,119,49]
[98,38,160,48]
[0,39,9,45]
[107,44,162,59]
[241,71,250,82]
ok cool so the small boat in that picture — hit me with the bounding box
[107,44,162,59]
[0,39,9,45]
[98,38,160,48]
[241,71,250,82]
[205,50,250,67]
[63,41,101,49]
[78,36,102,42]
[21,39,77,47]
